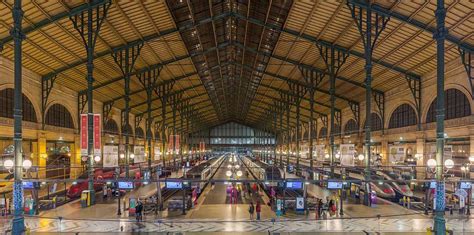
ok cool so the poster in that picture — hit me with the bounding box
[444,145,453,160]
[167,135,180,153]
[389,145,405,164]
[133,146,146,163]
[154,146,161,161]
[340,144,355,166]
[93,114,101,156]
[80,114,88,156]
[103,145,119,167]
[315,145,326,161]
[296,197,304,211]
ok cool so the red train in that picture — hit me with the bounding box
[66,166,142,198]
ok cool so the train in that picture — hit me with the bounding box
[242,156,282,189]
[185,155,225,189]
[375,170,414,198]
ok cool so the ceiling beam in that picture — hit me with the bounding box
[231,12,421,79]
[347,0,473,52]
[43,11,232,81]
[0,0,110,47]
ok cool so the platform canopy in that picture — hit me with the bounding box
[0,0,472,133]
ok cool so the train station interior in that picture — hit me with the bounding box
[0,0,473,234]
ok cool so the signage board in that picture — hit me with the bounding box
[22,181,34,189]
[93,114,101,156]
[166,181,183,189]
[80,114,88,155]
[103,145,119,167]
[118,182,134,190]
[460,182,472,189]
[296,197,304,211]
[286,181,303,189]
[154,146,161,161]
[133,146,146,163]
[340,144,355,166]
[327,181,343,189]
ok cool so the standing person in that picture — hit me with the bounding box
[103,185,108,199]
[328,199,335,217]
[247,182,253,198]
[248,202,255,220]
[135,201,143,222]
[256,201,261,220]
[318,199,323,218]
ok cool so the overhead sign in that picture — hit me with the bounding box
[93,114,101,156]
[166,181,183,189]
[286,181,303,189]
[327,181,343,189]
[118,182,134,190]
[460,182,472,189]
[103,145,119,167]
[80,114,88,156]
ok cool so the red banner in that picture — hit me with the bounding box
[167,135,180,153]
[80,114,88,156]
[199,141,205,152]
[93,114,101,155]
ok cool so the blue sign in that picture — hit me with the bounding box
[327,181,343,189]
[22,181,34,189]
[118,182,134,190]
[460,182,472,189]
[286,181,302,189]
[166,181,183,189]
[430,181,437,189]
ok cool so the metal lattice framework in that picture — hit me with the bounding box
[0,0,472,135]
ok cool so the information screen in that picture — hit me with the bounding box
[286,181,302,189]
[118,182,134,190]
[166,181,183,189]
[430,181,437,189]
[327,181,343,189]
[460,182,472,189]
[22,181,34,189]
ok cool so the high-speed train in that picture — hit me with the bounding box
[185,155,225,189]
[376,170,413,198]
[242,156,282,189]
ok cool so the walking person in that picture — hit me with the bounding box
[256,201,261,220]
[135,201,143,222]
[248,202,255,220]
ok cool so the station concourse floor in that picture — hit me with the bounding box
[186,156,274,220]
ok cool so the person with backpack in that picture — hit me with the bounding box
[248,202,255,220]
[256,201,262,220]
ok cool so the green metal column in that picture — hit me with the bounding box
[434,0,447,233]
[11,0,25,233]
[161,97,167,168]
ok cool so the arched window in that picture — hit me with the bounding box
[319,127,327,138]
[45,104,74,128]
[344,119,358,134]
[363,113,383,131]
[388,104,417,129]
[426,89,471,123]
[135,127,145,139]
[0,88,37,122]
[104,119,119,135]
[122,124,134,137]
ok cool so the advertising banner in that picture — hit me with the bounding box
[167,135,180,153]
[133,146,146,163]
[340,144,355,166]
[199,141,205,152]
[389,145,405,164]
[80,114,88,156]
[93,114,101,156]
[296,197,304,211]
[154,146,161,161]
[315,145,325,161]
[103,145,119,167]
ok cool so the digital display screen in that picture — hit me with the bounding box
[22,181,34,189]
[118,182,134,189]
[327,181,343,189]
[430,181,437,189]
[286,181,302,189]
[460,182,472,189]
[166,181,183,189]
